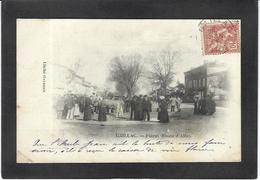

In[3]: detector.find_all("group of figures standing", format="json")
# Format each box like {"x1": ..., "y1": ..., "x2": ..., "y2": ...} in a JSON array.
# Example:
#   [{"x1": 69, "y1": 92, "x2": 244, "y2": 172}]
[
  {"x1": 58, "y1": 92, "x2": 215, "y2": 123},
  {"x1": 193, "y1": 94, "x2": 216, "y2": 115},
  {"x1": 129, "y1": 95, "x2": 152, "y2": 121},
  {"x1": 129, "y1": 94, "x2": 183, "y2": 123},
  {"x1": 59, "y1": 93, "x2": 184, "y2": 123},
  {"x1": 60, "y1": 94, "x2": 105, "y2": 121}
]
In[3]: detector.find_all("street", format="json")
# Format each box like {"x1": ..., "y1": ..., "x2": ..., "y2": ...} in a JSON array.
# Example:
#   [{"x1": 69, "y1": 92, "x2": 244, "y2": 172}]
[{"x1": 56, "y1": 103, "x2": 228, "y2": 140}]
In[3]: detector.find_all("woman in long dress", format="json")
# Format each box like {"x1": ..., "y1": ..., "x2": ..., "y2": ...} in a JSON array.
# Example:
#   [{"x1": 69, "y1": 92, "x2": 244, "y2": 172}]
[
  {"x1": 66, "y1": 95, "x2": 75, "y2": 120},
  {"x1": 98, "y1": 99, "x2": 107, "y2": 121},
  {"x1": 205, "y1": 95, "x2": 216, "y2": 115},
  {"x1": 158, "y1": 96, "x2": 169, "y2": 123},
  {"x1": 176, "y1": 96, "x2": 182, "y2": 112},
  {"x1": 73, "y1": 103, "x2": 80, "y2": 119},
  {"x1": 116, "y1": 100, "x2": 124, "y2": 118},
  {"x1": 83, "y1": 96, "x2": 92, "y2": 121}
]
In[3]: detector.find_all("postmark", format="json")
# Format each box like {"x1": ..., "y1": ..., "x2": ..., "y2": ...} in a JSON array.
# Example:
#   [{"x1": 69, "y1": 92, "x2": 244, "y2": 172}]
[{"x1": 201, "y1": 21, "x2": 240, "y2": 55}]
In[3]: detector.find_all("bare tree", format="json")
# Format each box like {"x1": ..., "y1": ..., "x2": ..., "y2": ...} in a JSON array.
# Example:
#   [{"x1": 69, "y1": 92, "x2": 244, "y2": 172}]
[
  {"x1": 54, "y1": 59, "x2": 93, "y2": 88},
  {"x1": 148, "y1": 50, "x2": 178, "y2": 96},
  {"x1": 109, "y1": 54, "x2": 143, "y2": 98}
]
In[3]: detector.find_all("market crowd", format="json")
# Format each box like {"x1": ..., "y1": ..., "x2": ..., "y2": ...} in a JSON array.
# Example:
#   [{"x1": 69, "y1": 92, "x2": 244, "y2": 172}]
[{"x1": 56, "y1": 93, "x2": 216, "y2": 123}]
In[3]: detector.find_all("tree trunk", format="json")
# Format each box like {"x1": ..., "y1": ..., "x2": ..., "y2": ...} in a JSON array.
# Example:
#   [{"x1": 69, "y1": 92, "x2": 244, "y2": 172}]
[
  {"x1": 127, "y1": 88, "x2": 132, "y2": 99},
  {"x1": 162, "y1": 84, "x2": 167, "y2": 96}
]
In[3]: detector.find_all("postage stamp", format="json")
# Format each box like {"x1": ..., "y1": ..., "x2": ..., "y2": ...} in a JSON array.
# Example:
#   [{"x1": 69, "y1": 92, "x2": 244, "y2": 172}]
[{"x1": 201, "y1": 21, "x2": 240, "y2": 55}]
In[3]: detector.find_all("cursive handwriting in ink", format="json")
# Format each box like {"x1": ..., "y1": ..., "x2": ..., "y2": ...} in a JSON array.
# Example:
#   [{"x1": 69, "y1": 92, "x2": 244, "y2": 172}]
[
  {"x1": 33, "y1": 139, "x2": 46, "y2": 146},
  {"x1": 51, "y1": 138, "x2": 80, "y2": 146},
  {"x1": 143, "y1": 139, "x2": 173, "y2": 146},
  {"x1": 201, "y1": 138, "x2": 225, "y2": 148},
  {"x1": 185, "y1": 145, "x2": 214, "y2": 152}
]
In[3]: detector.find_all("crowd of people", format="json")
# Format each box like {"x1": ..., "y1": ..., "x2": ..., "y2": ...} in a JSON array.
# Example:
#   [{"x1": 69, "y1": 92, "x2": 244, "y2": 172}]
[
  {"x1": 58, "y1": 94, "x2": 155, "y2": 122},
  {"x1": 128, "y1": 95, "x2": 152, "y2": 121},
  {"x1": 193, "y1": 94, "x2": 216, "y2": 115},
  {"x1": 57, "y1": 92, "x2": 215, "y2": 123}
]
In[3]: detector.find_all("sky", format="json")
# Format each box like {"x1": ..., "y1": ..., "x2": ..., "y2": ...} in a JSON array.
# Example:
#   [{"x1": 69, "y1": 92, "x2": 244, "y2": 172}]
[{"x1": 49, "y1": 19, "x2": 229, "y2": 94}]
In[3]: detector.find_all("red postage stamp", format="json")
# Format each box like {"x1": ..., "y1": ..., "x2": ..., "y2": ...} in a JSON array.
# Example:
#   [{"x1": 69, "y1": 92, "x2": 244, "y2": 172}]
[{"x1": 201, "y1": 21, "x2": 240, "y2": 55}]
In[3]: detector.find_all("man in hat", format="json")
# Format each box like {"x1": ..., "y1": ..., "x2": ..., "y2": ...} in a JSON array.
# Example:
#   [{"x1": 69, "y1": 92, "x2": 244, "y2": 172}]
[
  {"x1": 83, "y1": 95, "x2": 92, "y2": 121},
  {"x1": 98, "y1": 97, "x2": 107, "y2": 121},
  {"x1": 142, "y1": 95, "x2": 151, "y2": 121},
  {"x1": 135, "y1": 95, "x2": 143, "y2": 120},
  {"x1": 193, "y1": 95, "x2": 200, "y2": 115}
]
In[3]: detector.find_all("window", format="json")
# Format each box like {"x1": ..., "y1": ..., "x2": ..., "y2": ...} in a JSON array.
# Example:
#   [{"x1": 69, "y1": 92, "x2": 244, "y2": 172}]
[{"x1": 202, "y1": 78, "x2": 206, "y2": 87}]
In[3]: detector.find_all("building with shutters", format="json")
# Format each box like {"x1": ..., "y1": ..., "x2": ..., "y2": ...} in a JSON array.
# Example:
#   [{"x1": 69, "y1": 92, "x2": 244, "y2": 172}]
[{"x1": 184, "y1": 61, "x2": 228, "y2": 102}]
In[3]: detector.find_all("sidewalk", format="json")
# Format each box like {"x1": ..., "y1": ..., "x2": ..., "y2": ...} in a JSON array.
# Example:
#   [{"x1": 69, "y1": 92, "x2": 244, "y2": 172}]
[
  {"x1": 59, "y1": 102, "x2": 225, "y2": 126},
  {"x1": 183, "y1": 102, "x2": 228, "y2": 110}
]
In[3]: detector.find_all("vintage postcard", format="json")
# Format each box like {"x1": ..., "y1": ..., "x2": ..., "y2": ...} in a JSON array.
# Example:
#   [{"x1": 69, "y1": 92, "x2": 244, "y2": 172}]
[{"x1": 17, "y1": 19, "x2": 241, "y2": 163}]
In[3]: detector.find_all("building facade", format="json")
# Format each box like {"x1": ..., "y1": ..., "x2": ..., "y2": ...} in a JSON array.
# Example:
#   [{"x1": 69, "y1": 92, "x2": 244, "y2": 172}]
[{"x1": 184, "y1": 62, "x2": 228, "y2": 102}]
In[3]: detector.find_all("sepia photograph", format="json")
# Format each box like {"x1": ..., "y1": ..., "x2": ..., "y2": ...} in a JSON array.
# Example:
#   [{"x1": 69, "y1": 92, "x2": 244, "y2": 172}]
[{"x1": 16, "y1": 19, "x2": 241, "y2": 163}]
